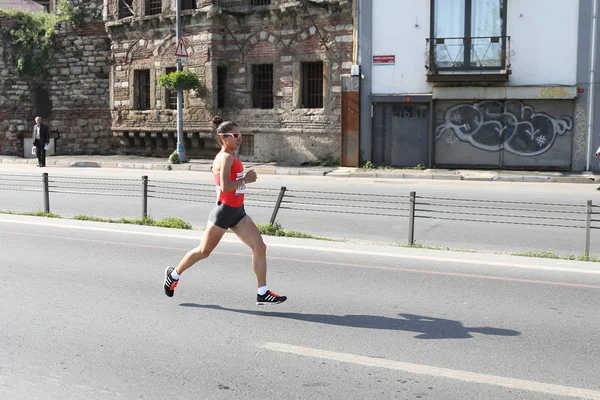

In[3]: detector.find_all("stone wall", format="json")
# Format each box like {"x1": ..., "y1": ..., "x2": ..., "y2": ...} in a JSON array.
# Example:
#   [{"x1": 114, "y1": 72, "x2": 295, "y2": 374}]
[
  {"x1": 50, "y1": 15, "x2": 112, "y2": 155},
  {"x1": 0, "y1": 0, "x2": 112, "y2": 157},
  {"x1": 0, "y1": 15, "x2": 35, "y2": 155}
]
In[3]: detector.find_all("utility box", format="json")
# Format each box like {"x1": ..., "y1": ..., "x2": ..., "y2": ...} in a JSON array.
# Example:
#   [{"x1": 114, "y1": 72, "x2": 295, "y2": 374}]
[
  {"x1": 23, "y1": 137, "x2": 56, "y2": 159},
  {"x1": 341, "y1": 75, "x2": 360, "y2": 167}
]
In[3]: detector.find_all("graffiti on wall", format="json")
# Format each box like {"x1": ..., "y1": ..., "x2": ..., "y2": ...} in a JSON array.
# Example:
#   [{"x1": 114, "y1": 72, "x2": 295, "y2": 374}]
[{"x1": 436, "y1": 101, "x2": 573, "y2": 156}]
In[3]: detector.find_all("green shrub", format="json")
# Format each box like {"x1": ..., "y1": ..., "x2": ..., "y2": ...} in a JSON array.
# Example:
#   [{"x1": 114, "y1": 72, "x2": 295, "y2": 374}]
[
  {"x1": 157, "y1": 70, "x2": 200, "y2": 91},
  {"x1": 0, "y1": 9, "x2": 57, "y2": 78},
  {"x1": 57, "y1": 0, "x2": 85, "y2": 25},
  {"x1": 256, "y1": 222, "x2": 334, "y2": 241},
  {"x1": 307, "y1": 157, "x2": 340, "y2": 167},
  {"x1": 154, "y1": 217, "x2": 193, "y2": 230},
  {"x1": 168, "y1": 150, "x2": 180, "y2": 164},
  {"x1": 362, "y1": 160, "x2": 377, "y2": 169},
  {"x1": 74, "y1": 215, "x2": 193, "y2": 230}
]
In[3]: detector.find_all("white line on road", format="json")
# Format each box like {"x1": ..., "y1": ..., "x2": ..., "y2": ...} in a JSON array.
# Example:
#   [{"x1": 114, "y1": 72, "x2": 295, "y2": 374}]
[
  {"x1": 262, "y1": 342, "x2": 600, "y2": 399},
  {"x1": 2, "y1": 216, "x2": 600, "y2": 276}
]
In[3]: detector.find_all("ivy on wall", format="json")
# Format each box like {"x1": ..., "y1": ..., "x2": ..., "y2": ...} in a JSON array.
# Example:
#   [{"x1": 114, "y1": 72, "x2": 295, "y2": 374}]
[
  {"x1": 56, "y1": 0, "x2": 86, "y2": 26},
  {"x1": 0, "y1": 1, "x2": 88, "y2": 80},
  {"x1": 0, "y1": 9, "x2": 57, "y2": 79}
]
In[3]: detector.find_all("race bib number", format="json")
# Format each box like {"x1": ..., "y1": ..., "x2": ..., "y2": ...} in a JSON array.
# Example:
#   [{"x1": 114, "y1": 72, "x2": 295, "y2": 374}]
[{"x1": 235, "y1": 172, "x2": 246, "y2": 196}]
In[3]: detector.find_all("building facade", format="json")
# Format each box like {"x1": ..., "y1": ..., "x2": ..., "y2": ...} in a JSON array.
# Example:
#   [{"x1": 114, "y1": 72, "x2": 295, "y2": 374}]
[
  {"x1": 105, "y1": 0, "x2": 354, "y2": 163},
  {"x1": 357, "y1": 0, "x2": 599, "y2": 172},
  {"x1": 0, "y1": 0, "x2": 353, "y2": 164}
]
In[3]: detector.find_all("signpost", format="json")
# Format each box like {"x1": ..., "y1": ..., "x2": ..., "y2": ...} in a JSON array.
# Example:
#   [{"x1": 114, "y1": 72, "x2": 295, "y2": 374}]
[
  {"x1": 175, "y1": 38, "x2": 189, "y2": 64},
  {"x1": 175, "y1": 1, "x2": 187, "y2": 162}
]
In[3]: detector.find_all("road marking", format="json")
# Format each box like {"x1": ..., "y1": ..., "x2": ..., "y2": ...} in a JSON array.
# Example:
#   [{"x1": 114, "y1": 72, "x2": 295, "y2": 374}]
[
  {"x1": 1, "y1": 216, "x2": 600, "y2": 276},
  {"x1": 4, "y1": 228, "x2": 600, "y2": 289},
  {"x1": 262, "y1": 342, "x2": 600, "y2": 399}
]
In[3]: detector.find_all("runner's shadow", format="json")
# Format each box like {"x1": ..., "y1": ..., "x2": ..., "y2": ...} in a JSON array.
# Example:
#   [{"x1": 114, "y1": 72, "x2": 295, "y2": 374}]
[{"x1": 179, "y1": 304, "x2": 520, "y2": 339}]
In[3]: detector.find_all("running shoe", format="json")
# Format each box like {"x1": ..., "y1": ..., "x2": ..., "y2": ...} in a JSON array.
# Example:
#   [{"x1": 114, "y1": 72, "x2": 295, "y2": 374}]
[
  {"x1": 256, "y1": 290, "x2": 287, "y2": 305},
  {"x1": 164, "y1": 266, "x2": 179, "y2": 297}
]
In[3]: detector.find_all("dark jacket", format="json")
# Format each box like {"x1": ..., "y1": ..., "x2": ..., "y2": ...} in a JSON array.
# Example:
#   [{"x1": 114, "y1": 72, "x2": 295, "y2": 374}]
[{"x1": 32, "y1": 123, "x2": 50, "y2": 145}]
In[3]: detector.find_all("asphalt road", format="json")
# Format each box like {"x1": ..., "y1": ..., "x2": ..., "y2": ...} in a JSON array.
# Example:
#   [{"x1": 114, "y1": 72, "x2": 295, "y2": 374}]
[
  {"x1": 0, "y1": 164, "x2": 599, "y2": 256},
  {"x1": 1, "y1": 215, "x2": 600, "y2": 399}
]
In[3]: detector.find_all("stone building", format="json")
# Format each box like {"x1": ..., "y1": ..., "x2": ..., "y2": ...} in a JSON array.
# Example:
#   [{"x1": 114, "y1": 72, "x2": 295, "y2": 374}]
[
  {"x1": 0, "y1": 0, "x2": 353, "y2": 164},
  {"x1": 105, "y1": 0, "x2": 354, "y2": 163}
]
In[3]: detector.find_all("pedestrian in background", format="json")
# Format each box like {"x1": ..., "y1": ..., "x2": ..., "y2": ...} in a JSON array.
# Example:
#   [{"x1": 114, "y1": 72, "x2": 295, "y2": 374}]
[{"x1": 32, "y1": 117, "x2": 50, "y2": 168}]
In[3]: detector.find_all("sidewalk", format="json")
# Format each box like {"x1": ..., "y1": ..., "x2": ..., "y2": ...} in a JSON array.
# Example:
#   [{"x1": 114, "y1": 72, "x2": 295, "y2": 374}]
[{"x1": 1, "y1": 154, "x2": 600, "y2": 184}]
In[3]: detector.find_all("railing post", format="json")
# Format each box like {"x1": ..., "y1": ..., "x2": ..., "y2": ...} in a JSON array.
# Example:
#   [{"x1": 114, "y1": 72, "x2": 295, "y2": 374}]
[
  {"x1": 142, "y1": 175, "x2": 148, "y2": 218},
  {"x1": 42, "y1": 172, "x2": 50, "y2": 213},
  {"x1": 585, "y1": 199, "x2": 592, "y2": 257},
  {"x1": 270, "y1": 186, "x2": 287, "y2": 225},
  {"x1": 408, "y1": 191, "x2": 416, "y2": 245}
]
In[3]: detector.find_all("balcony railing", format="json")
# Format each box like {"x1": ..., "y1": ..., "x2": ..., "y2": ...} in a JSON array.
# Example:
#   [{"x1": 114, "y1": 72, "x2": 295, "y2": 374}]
[
  {"x1": 426, "y1": 36, "x2": 511, "y2": 81},
  {"x1": 214, "y1": 0, "x2": 272, "y2": 7}
]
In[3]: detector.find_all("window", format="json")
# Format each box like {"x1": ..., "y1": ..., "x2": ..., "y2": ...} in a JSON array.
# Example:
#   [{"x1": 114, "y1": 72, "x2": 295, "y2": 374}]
[
  {"x1": 301, "y1": 62, "x2": 323, "y2": 108},
  {"x1": 239, "y1": 135, "x2": 254, "y2": 156},
  {"x1": 217, "y1": 66, "x2": 227, "y2": 108},
  {"x1": 164, "y1": 68, "x2": 178, "y2": 110},
  {"x1": 119, "y1": 0, "x2": 134, "y2": 18},
  {"x1": 252, "y1": 64, "x2": 273, "y2": 109},
  {"x1": 431, "y1": 0, "x2": 507, "y2": 69},
  {"x1": 181, "y1": 0, "x2": 196, "y2": 10},
  {"x1": 145, "y1": 0, "x2": 162, "y2": 16},
  {"x1": 135, "y1": 70, "x2": 151, "y2": 110},
  {"x1": 250, "y1": 0, "x2": 271, "y2": 5}
]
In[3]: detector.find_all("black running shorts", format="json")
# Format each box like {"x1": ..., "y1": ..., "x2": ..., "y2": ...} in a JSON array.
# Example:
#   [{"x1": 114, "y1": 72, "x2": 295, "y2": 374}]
[{"x1": 208, "y1": 202, "x2": 247, "y2": 229}]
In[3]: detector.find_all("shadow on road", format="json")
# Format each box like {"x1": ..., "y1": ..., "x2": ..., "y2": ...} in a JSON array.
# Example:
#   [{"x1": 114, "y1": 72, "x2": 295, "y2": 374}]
[{"x1": 179, "y1": 304, "x2": 520, "y2": 339}]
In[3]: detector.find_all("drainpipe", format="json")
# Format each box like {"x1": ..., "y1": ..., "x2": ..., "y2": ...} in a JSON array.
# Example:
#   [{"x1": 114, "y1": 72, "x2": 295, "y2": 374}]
[
  {"x1": 352, "y1": 0, "x2": 358, "y2": 64},
  {"x1": 587, "y1": 0, "x2": 598, "y2": 171}
]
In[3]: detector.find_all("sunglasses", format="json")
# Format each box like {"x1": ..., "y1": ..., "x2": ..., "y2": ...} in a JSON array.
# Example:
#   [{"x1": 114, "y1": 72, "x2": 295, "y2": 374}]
[{"x1": 222, "y1": 133, "x2": 241, "y2": 139}]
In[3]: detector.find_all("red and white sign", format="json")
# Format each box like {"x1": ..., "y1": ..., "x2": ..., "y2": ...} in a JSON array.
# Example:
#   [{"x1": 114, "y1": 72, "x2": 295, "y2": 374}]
[
  {"x1": 175, "y1": 37, "x2": 189, "y2": 57},
  {"x1": 373, "y1": 55, "x2": 395, "y2": 65}
]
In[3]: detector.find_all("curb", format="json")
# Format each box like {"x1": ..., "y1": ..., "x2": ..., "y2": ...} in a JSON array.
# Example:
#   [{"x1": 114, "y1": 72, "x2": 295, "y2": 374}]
[{"x1": 2, "y1": 157, "x2": 600, "y2": 184}]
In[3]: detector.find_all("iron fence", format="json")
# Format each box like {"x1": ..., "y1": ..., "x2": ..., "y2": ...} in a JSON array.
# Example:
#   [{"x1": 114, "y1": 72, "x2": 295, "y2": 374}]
[{"x1": 1, "y1": 172, "x2": 598, "y2": 255}]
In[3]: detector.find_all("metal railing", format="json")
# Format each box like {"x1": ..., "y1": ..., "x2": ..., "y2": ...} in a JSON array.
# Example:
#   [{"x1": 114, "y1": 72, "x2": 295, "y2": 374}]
[
  {"x1": 407, "y1": 191, "x2": 595, "y2": 256},
  {"x1": 215, "y1": 0, "x2": 272, "y2": 8},
  {"x1": 1, "y1": 172, "x2": 598, "y2": 255},
  {"x1": 426, "y1": 36, "x2": 511, "y2": 72}
]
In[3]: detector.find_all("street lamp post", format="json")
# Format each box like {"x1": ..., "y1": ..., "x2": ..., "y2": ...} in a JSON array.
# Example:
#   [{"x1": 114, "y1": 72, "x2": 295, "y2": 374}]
[{"x1": 176, "y1": 0, "x2": 187, "y2": 162}]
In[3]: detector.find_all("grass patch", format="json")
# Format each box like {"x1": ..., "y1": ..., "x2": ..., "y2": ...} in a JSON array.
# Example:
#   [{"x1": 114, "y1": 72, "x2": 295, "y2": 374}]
[
  {"x1": 305, "y1": 157, "x2": 340, "y2": 167},
  {"x1": 256, "y1": 222, "x2": 338, "y2": 241},
  {"x1": 511, "y1": 250, "x2": 600, "y2": 262},
  {"x1": 153, "y1": 217, "x2": 193, "y2": 230},
  {"x1": 0, "y1": 210, "x2": 60, "y2": 218},
  {"x1": 74, "y1": 215, "x2": 193, "y2": 230},
  {"x1": 401, "y1": 243, "x2": 475, "y2": 253},
  {"x1": 361, "y1": 161, "x2": 427, "y2": 170},
  {"x1": 404, "y1": 244, "x2": 600, "y2": 262}
]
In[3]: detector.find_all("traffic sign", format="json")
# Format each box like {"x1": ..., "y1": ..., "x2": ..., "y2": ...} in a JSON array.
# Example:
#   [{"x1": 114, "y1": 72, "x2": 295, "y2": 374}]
[
  {"x1": 175, "y1": 37, "x2": 188, "y2": 57},
  {"x1": 176, "y1": 57, "x2": 188, "y2": 64}
]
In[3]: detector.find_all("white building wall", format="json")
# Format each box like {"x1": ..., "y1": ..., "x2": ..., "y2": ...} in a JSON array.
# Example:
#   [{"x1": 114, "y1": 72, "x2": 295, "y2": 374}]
[
  {"x1": 370, "y1": 0, "x2": 430, "y2": 94},
  {"x1": 369, "y1": 0, "x2": 579, "y2": 94},
  {"x1": 507, "y1": 0, "x2": 579, "y2": 86}
]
